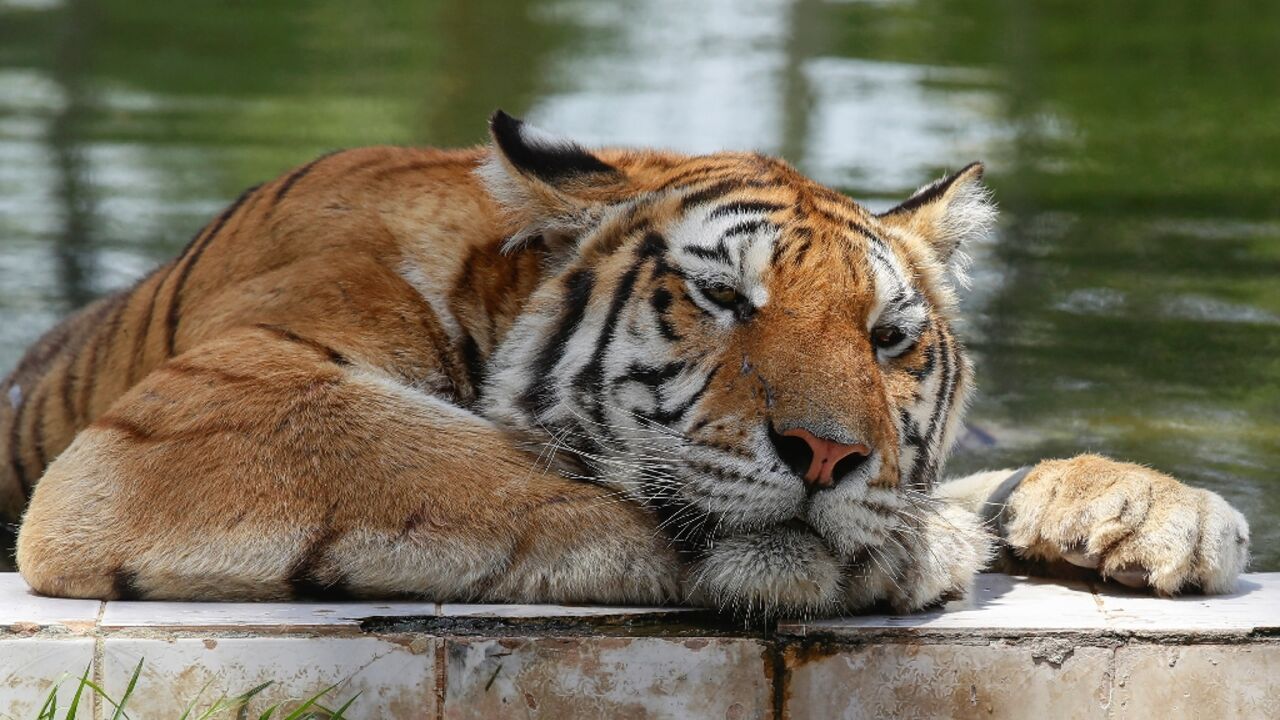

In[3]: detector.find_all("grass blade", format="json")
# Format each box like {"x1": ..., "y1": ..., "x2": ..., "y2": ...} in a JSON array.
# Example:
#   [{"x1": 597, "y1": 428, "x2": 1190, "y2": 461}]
[
  {"x1": 327, "y1": 691, "x2": 362, "y2": 719},
  {"x1": 63, "y1": 663, "x2": 94, "y2": 720},
  {"x1": 71, "y1": 678, "x2": 126, "y2": 719},
  {"x1": 279, "y1": 685, "x2": 336, "y2": 720},
  {"x1": 35, "y1": 679, "x2": 57, "y2": 720},
  {"x1": 177, "y1": 679, "x2": 217, "y2": 720},
  {"x1": 232, "y1": 680, "x2": 274, "y2": 720},
  {"x1": 108, "y1": 659, "x2": 143, "y2": 720}
]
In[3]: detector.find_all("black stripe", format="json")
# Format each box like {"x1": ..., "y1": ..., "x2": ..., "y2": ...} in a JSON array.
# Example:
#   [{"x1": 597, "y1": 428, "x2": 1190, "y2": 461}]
[
  {"x1": 684, "y1": 243, "x2": 731, "y2": 264},
  {"x1": 721, "y1": 218, "x2": 772, "y2": 240},
  {"x1": 59, "y1": 297, "x2": 121, "y2": 424},
  {"x1": 518, "y1": 269, "x2": 595, "y2": 419},
  {"x1": 687, "y1": 416, "x2": 714, "y2": 436},
  {"x1": 271, "y1": 152, "x2": 335, "y2": 208},
  {"x1": 637, "y1": 231, "x2": 667, "y2": 259},
  {"x1": 910, "y1": 330, "x2": 957, "y2": 487},
  {"x1": 29, "y1": 386, "x2": 48, "y2": 468},
  {"x1": 459, "y1": 333, "x2": 485, "y2": 402},
  {"x1": 645, "y1": 361, "x2": 719, "y2": 425},
  {"x1": 287, "y1": 523, "x2": 350, "y2": 600},
  {"x1": 683, "y1": 288, "x2": 718, "y2": 320},
  {"x1": 679, "y1": 179, "x2": 763, "y2": 211},
  {"x1": 76, "y1": 293, "x2": 129, "y2": 417},
  {"x1": 900, "y1": 408, "x2": 924, "y2": 449},
  {"x1": 906, "y1": 327, "x2": 938, "y2": 380},
  {"x1": 708, "y1": 201, "x2": 786, "y2": 220},
  {"x1": 7, "y1": 386, "x2": 30, "y2": 501},
  {"x1": 112, "y1": 568, "x2": 142, "y2": 600},
  {"x1": 657, "y1": 166, "x2": 737, "y2": 192},
  {"x1": 165, "y1": 184, "x2": 261, "y2": 356},
  {"x1": 772, "y1": 224, "x2": 813, "y2": 265},
  {"x1": 618, "y1": 361, "x2": 686, "y2": 391},
  {"x1": 791, "y1": 238, "x2": 813, "y2": 267},
  {"x1": 254, "y1": 324, "x2": 351, "y2": 366},
  {"x1": 770, "y1": 240, "x2": 786, "y2": 266},
  {"x1": 573, "y1": 255, "x2": 647, "y2": 426},
  {"x1": 58, "y1": 352, "x2": 78, "y2": 428},
  {"x1": 128, "y1": 267, "x2": 167, "y2": 384},
  {"x1": 879, "y1": 162, "x2": 983, "y2": 218},
  {"x1": 650, "y1": 287, "x2": 681, "y2": 342},
  {"x1": 75, "y1": 319, "x2": 107, "y2": 421},
  {"x1": 816, "y1": 204, "x2": 881, "y2": 244}
]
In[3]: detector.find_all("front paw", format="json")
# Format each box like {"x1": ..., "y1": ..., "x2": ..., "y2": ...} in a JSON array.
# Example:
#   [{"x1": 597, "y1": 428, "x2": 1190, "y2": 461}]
[
  {"x1": 686, "y1": 527, "x2": 844, "y2": 618},
  {"x1": 1003, "y1": 455, "x2": 1250, "y2": 594}
]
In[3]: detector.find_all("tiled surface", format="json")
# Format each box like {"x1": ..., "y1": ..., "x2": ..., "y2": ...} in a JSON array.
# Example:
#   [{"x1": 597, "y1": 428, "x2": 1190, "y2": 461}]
[
  {"x1": 442, "y1": 637, "x2": 770, "y2": 719},
  {"x1": 1093, "y1": 573, "x2": 1280, "y2": 633},
  {"x1": 779, "y1": 574, "x2": 1109, "y2": 636},
  {"x1": 783, "y1": 643, "x2": 1114, "y2": 720},
  {"x1": 0, "y1": 638, "x2": 96, "y2": 719},
  {"x1": 100, "y1": 598, "x2": 438, "y2": 630},
  {"x1": 6, "y1": 572, "x2": 1276, "y2": 636},
  {"x1": 100, "y1": 636, "x2": 437, "y2": 718},
  {"x1": 0, "y1": 574, "x2": 100, "y2": 632},
  {"x1": 2, "y1": 573, "x2": 1279, "y2": 719},
  {"x1": 777, "y1": 572, "x2": 1280, "y2": 638},
  {"x1": 1110, "y1": 644, "x2": 1280, "y2": 718}
]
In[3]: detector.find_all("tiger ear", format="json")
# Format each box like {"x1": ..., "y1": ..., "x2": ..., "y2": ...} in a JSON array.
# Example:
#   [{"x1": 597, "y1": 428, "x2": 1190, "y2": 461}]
[
  {"x1": 877, "y1": 162, "x2": 996, "y2": 278},
  {"x1": 480, "y1": 110, "x2": 624, "y2": 254}
]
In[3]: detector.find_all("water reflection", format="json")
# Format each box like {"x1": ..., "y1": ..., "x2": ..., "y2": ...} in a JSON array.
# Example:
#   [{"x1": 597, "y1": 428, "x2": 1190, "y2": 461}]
[{"x1": 0, "y1": 0, "x2": 1276, "y2": 569}]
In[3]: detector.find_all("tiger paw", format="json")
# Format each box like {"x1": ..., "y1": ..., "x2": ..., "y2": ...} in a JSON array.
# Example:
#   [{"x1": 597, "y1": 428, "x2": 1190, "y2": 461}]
[
  {"x1": 1001, "y1": 454, "x2": 1250, "y2": 594},
  {"x1": 684, "y1": 527, "x2": 846, "y2": 618}
]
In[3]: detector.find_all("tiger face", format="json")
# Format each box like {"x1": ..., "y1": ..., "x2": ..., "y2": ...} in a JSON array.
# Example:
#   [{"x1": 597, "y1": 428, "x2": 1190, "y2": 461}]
[{"x1": 481, "y1": 112, "x2": 995, "y2": 612}]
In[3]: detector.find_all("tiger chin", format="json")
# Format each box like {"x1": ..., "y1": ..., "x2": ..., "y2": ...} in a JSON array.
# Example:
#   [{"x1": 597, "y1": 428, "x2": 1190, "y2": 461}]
[{"x1": 5, "y1": 111, "x2": 1249, "y2": 620}]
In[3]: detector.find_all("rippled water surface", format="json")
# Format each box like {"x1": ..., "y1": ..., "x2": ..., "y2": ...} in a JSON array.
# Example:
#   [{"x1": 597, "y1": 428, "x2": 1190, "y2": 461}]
[{"x1": 2, "y1": 0, "x2": 1277, "y2": 569}]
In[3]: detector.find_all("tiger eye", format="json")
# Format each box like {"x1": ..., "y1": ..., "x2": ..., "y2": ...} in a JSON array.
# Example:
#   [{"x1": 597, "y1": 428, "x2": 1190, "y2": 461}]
[
  {"x1": 871, "y1": 326, "x2": 906, "y2": 349},
  {"x1": 702, "y1": 284, "x2": 741, "y2": 309}
]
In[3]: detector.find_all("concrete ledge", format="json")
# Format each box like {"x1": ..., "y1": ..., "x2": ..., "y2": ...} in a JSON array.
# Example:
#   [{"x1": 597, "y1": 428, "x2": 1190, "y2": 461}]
[{"x1": 1, "y1": 573, "x2": 1276, "y2": 718}]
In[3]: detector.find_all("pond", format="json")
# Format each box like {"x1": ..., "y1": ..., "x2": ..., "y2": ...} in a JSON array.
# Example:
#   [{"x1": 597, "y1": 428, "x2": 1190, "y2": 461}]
[{"x1": 1, "y1": 0, "x2": 1277, "y2": 571}]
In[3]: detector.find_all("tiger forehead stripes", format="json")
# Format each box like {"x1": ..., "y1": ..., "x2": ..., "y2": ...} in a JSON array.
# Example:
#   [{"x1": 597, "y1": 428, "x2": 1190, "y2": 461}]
[{"x1": 10, "y1": 110, "x2": 1248, "y2": 616}]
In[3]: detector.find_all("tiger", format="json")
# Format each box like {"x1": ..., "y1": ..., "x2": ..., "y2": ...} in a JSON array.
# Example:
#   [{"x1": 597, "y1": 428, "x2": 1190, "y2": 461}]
[{"x1": 3, "y1": 111, "x2": 1250, "y2": 616}]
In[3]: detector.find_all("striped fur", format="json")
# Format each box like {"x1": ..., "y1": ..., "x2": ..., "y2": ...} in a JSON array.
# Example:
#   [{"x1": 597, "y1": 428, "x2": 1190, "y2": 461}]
[{"x1": 6, "y1": 113, "x2": 1248, "y2": 615}]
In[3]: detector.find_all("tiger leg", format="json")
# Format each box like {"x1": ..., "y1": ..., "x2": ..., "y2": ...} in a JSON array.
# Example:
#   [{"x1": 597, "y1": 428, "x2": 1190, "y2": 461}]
[
  {"x1": 935, "y1": 456, "x2": 1250, "y2": 593},
  {"x1": 16, "y1": 326, "x2": 681, "y2": 602}
]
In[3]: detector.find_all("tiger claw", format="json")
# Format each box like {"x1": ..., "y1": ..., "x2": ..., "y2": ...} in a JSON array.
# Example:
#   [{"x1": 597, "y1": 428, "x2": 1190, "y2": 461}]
[
  {"x1": 1106, "y1": 566, "x2": 1149, "y2": 588},
  {"x1": 1061, "y1": 545, "x2": 1100, "y2": 569}
]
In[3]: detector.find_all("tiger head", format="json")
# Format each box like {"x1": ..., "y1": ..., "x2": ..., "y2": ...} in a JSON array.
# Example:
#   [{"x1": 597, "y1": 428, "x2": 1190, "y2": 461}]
[{"x1": 480, "y1": 111, "x2": 995, "y2": 614}]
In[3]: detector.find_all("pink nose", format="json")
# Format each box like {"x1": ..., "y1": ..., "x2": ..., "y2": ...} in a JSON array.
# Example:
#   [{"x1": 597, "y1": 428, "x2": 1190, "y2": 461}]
[{"x1": 781, "y1": 428, "x2": 871, "y2": 489}]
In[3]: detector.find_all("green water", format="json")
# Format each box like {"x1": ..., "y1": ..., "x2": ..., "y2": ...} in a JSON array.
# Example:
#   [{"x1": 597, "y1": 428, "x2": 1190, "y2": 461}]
[{"x1": 1, "y1": 0, "x2": 1277, "y2": 571}]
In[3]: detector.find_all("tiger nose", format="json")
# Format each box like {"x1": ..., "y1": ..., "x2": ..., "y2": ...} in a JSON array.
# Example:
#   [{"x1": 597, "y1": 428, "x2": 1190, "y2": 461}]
[{"x1": 779, "y1": 427, "x2": 871, "y2": 490}]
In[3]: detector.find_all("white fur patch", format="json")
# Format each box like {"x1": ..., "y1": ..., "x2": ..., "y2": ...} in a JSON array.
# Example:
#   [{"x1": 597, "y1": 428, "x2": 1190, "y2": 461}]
[
  {"x1": 397, "y1": 259, "x2": 463, "y2": 341},
  {"x1": 668, "y1": 201, "x2": 778, "y2": 322}
]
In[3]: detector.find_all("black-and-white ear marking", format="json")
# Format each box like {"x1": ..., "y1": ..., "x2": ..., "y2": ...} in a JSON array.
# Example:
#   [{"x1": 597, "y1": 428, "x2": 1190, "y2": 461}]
[
  {"x1": 489, "y1": 110, "x2": 617, "y2": 183},
  {"x1": 877, "y1": 161, "x2": 996, "y2": 270},
  {"x1": 882, "y1": 162, "x2": 984, "y2": 218}
]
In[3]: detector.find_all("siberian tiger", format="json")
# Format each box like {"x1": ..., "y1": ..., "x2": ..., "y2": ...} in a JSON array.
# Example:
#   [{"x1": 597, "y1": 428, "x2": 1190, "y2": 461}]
[{"x1": 3, "y1": 112, "x2": 1249, "y2": 615}]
